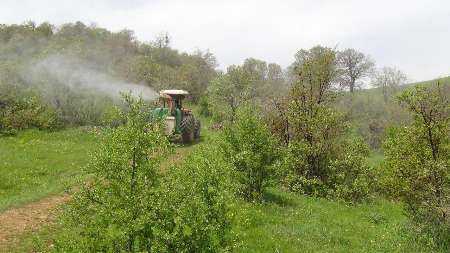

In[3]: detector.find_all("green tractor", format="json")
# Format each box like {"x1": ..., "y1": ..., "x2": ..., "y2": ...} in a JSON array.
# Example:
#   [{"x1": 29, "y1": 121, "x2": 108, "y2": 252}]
[{"x1": 153, "y1": 90, "x2": 200, "y2": 143}]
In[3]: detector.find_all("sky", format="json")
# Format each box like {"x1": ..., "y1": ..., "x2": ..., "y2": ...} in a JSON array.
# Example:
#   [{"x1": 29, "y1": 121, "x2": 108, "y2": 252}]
[{"x1": 1, "y1": 0, "x2": 449, "y2": 82}]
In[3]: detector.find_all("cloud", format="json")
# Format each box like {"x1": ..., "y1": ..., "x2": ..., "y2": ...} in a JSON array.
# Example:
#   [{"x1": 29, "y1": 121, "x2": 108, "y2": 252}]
[{"x1": 1, "y1": 0, "x2": 449, "y2": 81}]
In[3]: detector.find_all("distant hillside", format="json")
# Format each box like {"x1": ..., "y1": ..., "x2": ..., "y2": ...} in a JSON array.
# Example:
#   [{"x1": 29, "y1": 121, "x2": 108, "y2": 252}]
[
  {"x1": 408, "y1": 76, "x2": 450, "y2": 87},
  {"x1": 336, "y1": 76, "x2": 449, "y2": 150},
  {"x1": 353, "y1": 75, "x2": 450, "y2": 97}
]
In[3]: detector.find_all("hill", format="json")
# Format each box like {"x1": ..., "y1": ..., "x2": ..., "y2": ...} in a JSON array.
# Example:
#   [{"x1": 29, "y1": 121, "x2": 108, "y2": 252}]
[{"x1": 336, "y1": 76, "x2": 450, "y2": 150}]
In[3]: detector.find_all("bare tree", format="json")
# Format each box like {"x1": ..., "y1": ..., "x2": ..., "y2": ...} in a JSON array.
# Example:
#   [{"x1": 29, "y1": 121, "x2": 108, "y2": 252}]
[
  {"x1": 337, "y1": 48, "x2": 375, "y2": 92},
  {"x1": 372, "y1": 67, "x2": 407, "y2": 102}
]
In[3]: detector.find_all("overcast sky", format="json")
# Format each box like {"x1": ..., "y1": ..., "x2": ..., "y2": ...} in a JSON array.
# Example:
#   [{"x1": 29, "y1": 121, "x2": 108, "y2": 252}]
[{"x1": 1, "y1": 0, "x2": 449, "y2": 82}]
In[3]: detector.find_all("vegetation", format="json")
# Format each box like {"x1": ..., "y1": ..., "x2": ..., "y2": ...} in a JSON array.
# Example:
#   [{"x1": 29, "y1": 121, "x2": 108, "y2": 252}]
[
  {"x1": 51, "y1": 96, "x2": 235, "y2": 252},
  {"x1": 383, "y1": 83, "x2": 450, "y2": 248},
  {"x1": 274, "y1": 46, "x2": 372, "y2": 203},
  {"x1": 337, "y1": 48, "x2": 374, "y2": 93},
  {"x1": 0, "y1": 128, "x2": 98, "y2": 211},
  {"x1": 2, "y1": 20, "x2": 450, "y2": 253},
  {"x1": 0, "y1": 21, "x2": 216, "y2": 131},
  {"x1": 220, "y1": 105, "x2": 278, "y2": 201}
]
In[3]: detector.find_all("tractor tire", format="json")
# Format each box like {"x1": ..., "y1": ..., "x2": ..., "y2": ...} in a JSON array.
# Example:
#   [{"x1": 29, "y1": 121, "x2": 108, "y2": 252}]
[
  {"x1": 194, "y1": 119, "x2": 201, "y2": 140},
  {"x1": 181, "y1": 115, "x2": 195, "y2": 144}
]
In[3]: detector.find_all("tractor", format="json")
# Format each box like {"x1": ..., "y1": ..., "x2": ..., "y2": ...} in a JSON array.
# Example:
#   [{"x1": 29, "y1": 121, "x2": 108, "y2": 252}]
[{"x1": 153, "y1": 90, "x2": 200, "y2": 143}]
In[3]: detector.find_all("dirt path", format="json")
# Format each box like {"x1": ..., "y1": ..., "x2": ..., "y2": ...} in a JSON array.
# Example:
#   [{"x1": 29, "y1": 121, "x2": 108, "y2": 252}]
[{"x1": 0, "y1": 195, "x2": 70, "y2": 248}]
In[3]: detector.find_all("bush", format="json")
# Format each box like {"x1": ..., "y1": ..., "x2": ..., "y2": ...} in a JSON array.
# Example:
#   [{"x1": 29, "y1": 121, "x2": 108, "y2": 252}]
[
  {"x1": 53, "y1": 95, "x2": 171, "y2": 252},
  {"x1": 280, "y1": 136, "x2": 373, "y2": 204},
  {"x1": 152, "y1": 145, "x2": 236, "y2": 252},
  {"x1": 220, "y1": 105, "x2": 278, "y2": 202},
  {"x1": 198, "y1": 96, "x2": 212, "y2": 117},
  {"x1": 0, "y1": 95, "x2": 62, "y2": 135},
  {"x1": 281, "y1": 142, "x2": 328, "y2": 196},
  {"x1": 328, "y1": 137, "x2": 373, "y2": 203},
  {"x1": 53, "y1": 95, "x2": 236, "y2": 252},
  {"x1": 383, "y1": 84, "x2": 450, "y2": 248}
]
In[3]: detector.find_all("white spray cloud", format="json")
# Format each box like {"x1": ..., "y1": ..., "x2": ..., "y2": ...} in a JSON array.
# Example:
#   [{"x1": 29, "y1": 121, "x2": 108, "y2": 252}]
[{"x1": 23, "y1": 54, "x2": 158, "y2": 101}]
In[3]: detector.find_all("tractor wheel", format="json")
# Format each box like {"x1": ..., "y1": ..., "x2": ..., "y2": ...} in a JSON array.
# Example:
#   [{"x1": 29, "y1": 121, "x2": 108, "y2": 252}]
[
  {"x1": 181, "y1": 115, "x2": 195, "y2": 144},
  {"x1": 194, "y1": 119, "x2": 201, "y2": 140}
]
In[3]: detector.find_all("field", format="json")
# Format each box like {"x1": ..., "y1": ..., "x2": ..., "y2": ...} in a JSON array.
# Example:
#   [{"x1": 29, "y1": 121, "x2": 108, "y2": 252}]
[
  {"x1": 0, "y1": 129, "x2": 98, "y2": 211},
  {"x1": 0, "y1": 124, "x2": 440, "y2": 252}
]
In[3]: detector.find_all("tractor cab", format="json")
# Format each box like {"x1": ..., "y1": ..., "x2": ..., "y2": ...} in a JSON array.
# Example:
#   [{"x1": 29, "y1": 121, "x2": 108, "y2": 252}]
[{"x1": 153, "y1": 90, "x2": 200, "y2": 143}]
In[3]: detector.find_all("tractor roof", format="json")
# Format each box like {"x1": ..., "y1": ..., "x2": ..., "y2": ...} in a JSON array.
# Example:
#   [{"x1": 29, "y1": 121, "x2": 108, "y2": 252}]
[{"x1": 159, "y1": 89, "x2": 189, "y2": 98}]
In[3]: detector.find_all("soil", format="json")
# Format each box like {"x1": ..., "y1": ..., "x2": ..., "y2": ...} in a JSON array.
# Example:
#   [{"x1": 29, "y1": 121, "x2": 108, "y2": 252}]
[{"x1": 0, "y1": 195, "x2": 70, "y2": 249}]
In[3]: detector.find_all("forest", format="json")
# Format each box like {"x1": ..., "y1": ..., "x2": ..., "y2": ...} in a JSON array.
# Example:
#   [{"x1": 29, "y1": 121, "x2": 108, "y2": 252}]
[{"x1": 0, "y1": 21, "x2": 449, "y2": 252}]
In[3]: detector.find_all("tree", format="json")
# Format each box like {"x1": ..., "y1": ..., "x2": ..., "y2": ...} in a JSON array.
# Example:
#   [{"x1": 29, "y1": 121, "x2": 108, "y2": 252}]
[
  {"x1": 383, "y1": 83, "x2": 450, "y2": 247},
  {"x1": 153, "y1": 31, "x2": 171, "y2": 48},
  {"x1": 0, "y1": 21, "x2": 218, "y2": 127},
  {"x1": 284, "y1": 46, "x2": 347, "y2": 196},
  {"x1": 337, "y1": 48, "x2": 374, "y2": 92},
  {"x1": 280, "y1": 46, "x2": 373, "y2": 203},
  {"x1": 372, "y1": 67, "x2": 407, "y2": 103},
  {"x1": 207, "y1": 65, "x2": 255, "y2": 121}
]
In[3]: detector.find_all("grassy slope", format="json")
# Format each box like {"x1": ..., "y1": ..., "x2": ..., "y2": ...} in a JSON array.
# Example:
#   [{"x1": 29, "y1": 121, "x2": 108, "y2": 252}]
[
  {"x1": 0, "y1": 128, "x2": 98, "y2": 211},
  {"x1": 234, "y1": 189, "x2": 436, "y2": 252}
]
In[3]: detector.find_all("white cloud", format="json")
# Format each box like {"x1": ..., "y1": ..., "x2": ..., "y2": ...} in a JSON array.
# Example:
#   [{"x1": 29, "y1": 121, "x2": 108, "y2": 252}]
[{"x1": 1, "y1": 0, "x2": 449, "y2": 81}]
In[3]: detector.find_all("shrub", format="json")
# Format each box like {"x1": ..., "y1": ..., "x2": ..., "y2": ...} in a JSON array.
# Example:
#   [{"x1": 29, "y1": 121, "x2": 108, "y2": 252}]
[
  {"x1": 220, "y1": 105, "x2": 278, "y2": 202},
  {"x1": 0, "y1": 95, "x2": 62, "y2": 135},
  {"x1": 54, "y1": 94, "x2": 236, "y2": 252},
  {"x1": 198, "y1": 96, "x2": 212, "y2": 117},
  {"x1": 281, "y1": 142, "x2": 328, "y2": 196},
  {"x1": 54, "y1": 94, "x2": 172, "y2": 252},
  {"x1": 383, "y1": 83, "x2": 450, "y2": 248},
  {"x1": 328, "y1": 137, "x2": 373, "y2": 203},
  {"x1": 152, "y1": 145, "x2": 236, "y2": 252}
]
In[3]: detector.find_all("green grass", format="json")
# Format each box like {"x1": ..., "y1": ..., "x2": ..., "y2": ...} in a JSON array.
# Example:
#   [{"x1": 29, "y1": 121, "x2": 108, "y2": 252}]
[
  {"x1": 13, "y1": 188, "x2": 438, "y2": 252},
  {"x1": 2, "y1": 114, "x2": 442, "y2": 252},
  {"x1": 367, "y1": 152, "x2": 384, "y2": 167},
  {"x1": 0, "y1": 128, "x2": 98, "y2": 211},
  {"x1": 234, "y1": 189, "x2": 437, "y2": 252}
]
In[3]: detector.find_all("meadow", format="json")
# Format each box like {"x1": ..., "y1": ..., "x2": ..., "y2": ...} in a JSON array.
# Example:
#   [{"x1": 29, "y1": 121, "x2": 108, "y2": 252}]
[
  {"x1": 0, "y1": 129, "x2": 98, "y2": 211},
  {"x1": 1, "y1": 123, "x2": 441, "y2": 252}
]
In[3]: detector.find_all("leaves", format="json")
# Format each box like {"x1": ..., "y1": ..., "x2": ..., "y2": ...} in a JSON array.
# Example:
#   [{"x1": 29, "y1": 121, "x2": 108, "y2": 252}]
[{"x1": 383, "y1": 83, "x2": 450, "y2": 247}]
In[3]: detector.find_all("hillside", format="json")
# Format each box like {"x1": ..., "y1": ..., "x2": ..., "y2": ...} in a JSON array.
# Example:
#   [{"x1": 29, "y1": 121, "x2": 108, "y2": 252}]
[{"x1": 335, "y1": 75, "x2": 450, "y2": 150}]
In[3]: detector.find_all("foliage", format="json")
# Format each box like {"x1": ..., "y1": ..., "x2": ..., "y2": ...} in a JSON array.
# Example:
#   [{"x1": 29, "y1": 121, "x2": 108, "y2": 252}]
[
  {"x1": 337, "y1": 48, "x2": 375, "y2": 92},
  {"x1": 333, "y1": 86, "x2": 411, "y2": 150},
  {"x1": 371, "y1": 67, "x2": 407, "y2": 103},
  {"x1": 206, "y1": 58, "x2": 286, "y2": 122},
  {"x1": 207, "y1": 67, "x2": 256, "y2": 122},
  {"x1": 277, "y1": 46, "x2": 373, "y2": 203},
  {"x1": 283, "y1": 46, "x2": 345, "y2": 195},
  {"x1": 54, "y1": 95, "x2": 235, "y2": 252},
  {"x1": 152, "y1": 145, "x2": 236, "y2": 252},
  {"x1": 54, "y1": 95, "x2": 172, "y2": 252},
  {"x1": 220, "y1": 105, "x2": 278, "y2": 202},
  {"x1": 0, "y1": 21, "x2": 217, "y2": 128},
  {"x1": 0, "y1": 93, "x2": 62, "y2": 136},
  {"x1": 383, "y1": 83, "x2": 450, "y2": 248},
  {"x1": 264, "y1": 96, "x2": 291, "y2": 145},
  {"x1": 328, "y1": 137, "x2": 374, "y2": 203}
]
